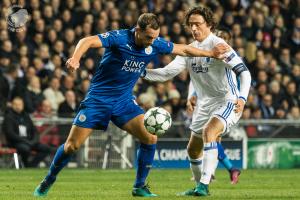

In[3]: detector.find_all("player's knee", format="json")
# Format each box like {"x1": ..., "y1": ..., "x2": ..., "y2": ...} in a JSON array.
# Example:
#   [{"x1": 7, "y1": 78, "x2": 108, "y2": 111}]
[
  {"x1": 203, "y1": 126, "x2": 216, "y2": 141},
  {"x1": 140, "y1": 134, "x2": 157, "y2": 145},
  {"x1": 64, "y1": 141, "x2": 81, "y2": 154}
]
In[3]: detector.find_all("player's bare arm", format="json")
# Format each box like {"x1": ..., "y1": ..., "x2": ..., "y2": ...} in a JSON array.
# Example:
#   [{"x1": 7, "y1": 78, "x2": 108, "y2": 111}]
[
  {"x1": 66, "y1": 36, "x2": 102, "y2": 71},
  {"x1": 172, "y1": 43, "x2": 229, "y2": 58}
]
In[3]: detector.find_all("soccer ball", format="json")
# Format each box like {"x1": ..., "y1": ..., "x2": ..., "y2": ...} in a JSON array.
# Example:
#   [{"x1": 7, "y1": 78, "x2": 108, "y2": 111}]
[{"x1": 144, "y1": 107, "x2": 172, "y2": 136}]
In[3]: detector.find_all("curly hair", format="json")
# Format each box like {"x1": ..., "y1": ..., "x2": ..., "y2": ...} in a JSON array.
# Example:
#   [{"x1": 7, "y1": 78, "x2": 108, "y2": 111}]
[{"x1": 184, "y1": 6, "x2": 218, "y2": 31}]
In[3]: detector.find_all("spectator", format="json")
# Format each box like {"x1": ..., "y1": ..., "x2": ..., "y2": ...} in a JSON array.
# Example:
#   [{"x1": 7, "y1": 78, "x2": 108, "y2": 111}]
[
  {"x1": 152, "y1": 83, "x2": 168, "y2": 106},
  {"x1": 60, "y1": 75, "x2": 75, "y2": 94},
  {"x1": 75, "y1": 78, "x2": 90, "y2": 103},
  {"x1": 168, "y1": 89, "x2": 183, "y2": 119},
  {"x1": 259, "y1": 94, "x2": 275, "y2": 119},
  {"x1": 25, "y1": 76, "x2": 44, "y2": 113},
  {"x1": 43, "y1": 77, "x2": 65, "y2": 112},
  {"x1": 269, "y1": 80, "x2": 284, "y2": 109},
  {"x1": 137, "y1": 93, "x2": 155, "y2": 111},
  {"x1": 284, "y1": 81, "x2": 300, "y2": 109},
  {"x1": 2, "y1": 97, "x2": 53, "y2": 167},
  {"x1": 34, "y1": 99, "x2": 60, "y2": 147},
  {"x1": 242, "y1": 107, "x2": 257, "y2": 138},
  {"x1": 58, "y1": 90, "x2": 78, "y2": 117},
  {"x1": 287, "y1": 106, "x2": 300, "y2": 120}
]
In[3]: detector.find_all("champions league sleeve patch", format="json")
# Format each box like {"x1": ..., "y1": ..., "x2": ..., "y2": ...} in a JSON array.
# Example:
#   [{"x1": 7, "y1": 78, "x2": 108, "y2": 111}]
[
  {"x1": 100, "y1": 32, "x2": 110, "y2": 38},
  {"x1": 225, "y1": 53, "x2": 235, "y2": 63}
]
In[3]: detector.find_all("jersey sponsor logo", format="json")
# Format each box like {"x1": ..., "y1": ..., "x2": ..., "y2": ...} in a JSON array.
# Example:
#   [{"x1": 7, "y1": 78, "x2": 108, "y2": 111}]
[
  {"x1": 145, "y1": 46, "x2": 153, "y2": 55},
  {"x1": 79, "y1": 114, "x2": 86, "y2": 122},
  {"x1": 121, "y1": 59, "x2": 145, "y2": 73},
  {"x1": 191, "y1": 63, "x2": 208, "y2": 73},
  {"x1": 100, "y1": 32, "x2": 110, "y2": 38}
]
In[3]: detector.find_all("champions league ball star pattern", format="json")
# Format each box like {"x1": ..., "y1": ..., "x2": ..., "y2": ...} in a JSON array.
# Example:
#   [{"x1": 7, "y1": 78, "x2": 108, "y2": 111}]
[{"x1": 144, "y1": 107, "x2": 172, "y2": 136}]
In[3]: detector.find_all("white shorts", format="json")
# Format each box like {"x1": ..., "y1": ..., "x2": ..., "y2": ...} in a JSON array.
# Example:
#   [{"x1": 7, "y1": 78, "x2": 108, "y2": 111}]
[{"x1": 189, "y1": 100, "x2": 242, "y2": 136}]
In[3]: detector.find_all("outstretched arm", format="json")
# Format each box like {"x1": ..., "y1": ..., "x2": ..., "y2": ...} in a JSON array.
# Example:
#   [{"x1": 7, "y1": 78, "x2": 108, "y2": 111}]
[
  {"x1": 143, "y1": 56, "x2": 186, "y2": 82},
  {"x1": 66, "y1": 36, "x2": 102, "y2": 71},
  {"x1": 172, "y1": 43, "x2": 229, "y2": 58}
]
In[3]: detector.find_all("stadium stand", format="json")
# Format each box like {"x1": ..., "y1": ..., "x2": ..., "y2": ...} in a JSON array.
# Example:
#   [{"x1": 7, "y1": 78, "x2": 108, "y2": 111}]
[{"x1": 0, "y1": 0, "x2": 299, "y2": 150}]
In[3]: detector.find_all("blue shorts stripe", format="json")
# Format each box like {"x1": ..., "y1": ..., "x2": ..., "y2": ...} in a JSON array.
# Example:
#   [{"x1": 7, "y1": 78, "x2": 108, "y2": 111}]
[
  {"x1": 221, "y1": 102, "x2": 231, "y2": 117},
  {"x1": 222, "y1": 103, "x2": 233, "y2": 119},
  {"x1": 223, "y1": 103, "x2": 234, "y2": 119}
]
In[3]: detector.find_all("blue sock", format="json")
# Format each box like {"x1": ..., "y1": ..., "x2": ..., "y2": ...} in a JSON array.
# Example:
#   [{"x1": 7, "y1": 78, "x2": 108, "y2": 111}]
[
  {"x1": 217, "y1": 142, "x2": 233, "y2": 171},
  {"x1": 45, "y1": 144, "x2": 72, "y2": 184},
  {"x1": 134, "y1": 143, "x2": 156, "y2": 188}
]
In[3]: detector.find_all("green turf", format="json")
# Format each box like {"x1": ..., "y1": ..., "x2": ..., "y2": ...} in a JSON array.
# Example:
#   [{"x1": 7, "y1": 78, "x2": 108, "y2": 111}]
[{"x1": 0, "y1": 169, "x2": 299, "y2": 200}]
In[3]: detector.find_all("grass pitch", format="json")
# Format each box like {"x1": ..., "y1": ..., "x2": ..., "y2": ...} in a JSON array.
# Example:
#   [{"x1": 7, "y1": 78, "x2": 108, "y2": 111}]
[{"x1": 0, "y1": 169, "x2": 299, "y2": 200}]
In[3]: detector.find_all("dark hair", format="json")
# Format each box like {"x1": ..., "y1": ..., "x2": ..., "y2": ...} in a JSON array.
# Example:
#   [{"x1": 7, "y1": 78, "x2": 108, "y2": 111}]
[
  {"x1": 184, "y1": 6, "x2": 217, "y2": 31},
  {"x1": 215, "y1": 27, "x2": 232, "y2": 42},
  {"x1": 137, "y1": 13, "x2": 160, "y2": 30}
]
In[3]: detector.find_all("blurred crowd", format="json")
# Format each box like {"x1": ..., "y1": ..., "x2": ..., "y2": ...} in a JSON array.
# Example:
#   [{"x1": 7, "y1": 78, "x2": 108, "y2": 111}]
[{"x1": 0, "y1": 0, "x2": 299, "y2": 139}]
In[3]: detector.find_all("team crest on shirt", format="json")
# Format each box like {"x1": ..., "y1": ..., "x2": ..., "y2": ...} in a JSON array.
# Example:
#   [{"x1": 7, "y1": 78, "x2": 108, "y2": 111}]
[
  {"x1": 191, "y1": 58, "x2": 209, "y2": 73},
  {"x1": 100, "y1": 32, "x2": 110, "y2": 38},
  {"x1": 145, "y1": 46, "x2": 153, "y2": 55},
  {"x1": 192, "y1": 63, "x2": 208, "y2": 73},
  {"x1": 79, "y1": 114, "x2": 86, "y2": 122}
]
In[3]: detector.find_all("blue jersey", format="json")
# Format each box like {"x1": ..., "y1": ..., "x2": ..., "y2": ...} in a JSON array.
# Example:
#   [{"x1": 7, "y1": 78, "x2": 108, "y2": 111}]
[
  {"x1": 74, "y1": 29, "x2": 173, "y2": 130},
  {"x1": 87, "y1": 29, "x2": 174, "y2": 98}
]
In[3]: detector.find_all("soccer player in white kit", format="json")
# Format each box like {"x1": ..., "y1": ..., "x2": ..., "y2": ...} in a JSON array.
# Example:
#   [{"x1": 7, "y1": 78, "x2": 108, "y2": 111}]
[{"x1": 143, "y1": 7, "x2": 251, "y2": 196}]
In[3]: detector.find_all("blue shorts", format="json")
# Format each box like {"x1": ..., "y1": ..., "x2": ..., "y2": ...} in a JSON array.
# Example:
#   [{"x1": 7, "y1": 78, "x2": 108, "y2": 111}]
[{"x1": 73, "y1": 96, "x2": 144, "y2": 130}]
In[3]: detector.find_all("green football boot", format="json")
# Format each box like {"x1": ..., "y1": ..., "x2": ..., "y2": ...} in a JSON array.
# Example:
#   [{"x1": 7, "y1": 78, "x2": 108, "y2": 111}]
[
  {"x1": 33, "y1": 180, "x2": 53, "y2": 197},
  {"x1": 176, "y1": 188, "x2": 196, "y2": 196},
  {"x1": 132, "y1": 184, "x2": 158, "y2": 197},
  {"x1": 194, "y1": 182, "x2": 209, "y2": 196}
]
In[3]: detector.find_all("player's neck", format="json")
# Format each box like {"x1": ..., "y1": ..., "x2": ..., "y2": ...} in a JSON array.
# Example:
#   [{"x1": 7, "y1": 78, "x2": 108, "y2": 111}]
[{"x1": 197, "y1": 31, "x2": 211, "y2": 42}]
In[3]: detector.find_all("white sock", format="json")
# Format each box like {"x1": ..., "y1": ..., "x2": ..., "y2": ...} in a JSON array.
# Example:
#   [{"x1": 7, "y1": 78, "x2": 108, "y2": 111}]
[
  {"x1": 189, "y1": 157, "x2": 203, "y2": 184},
  {"x1": 200, "y1": 142, "x2": 218, "y2": 185}
]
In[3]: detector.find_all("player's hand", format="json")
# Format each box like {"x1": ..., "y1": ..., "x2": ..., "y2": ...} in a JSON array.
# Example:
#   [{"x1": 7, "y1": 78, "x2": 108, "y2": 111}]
[
  {"x1": 211, "y1": 43, "x2": 230, "y2": 59},
  {"x1": 186, "y1": 96, "x2": 197, "y2": 114},
  {"x1": 234, "y1": 98, "x2": 245, "y2": 113},
  {"x1": 66, "y1": 57, "x2": 80, "y2": 72}
]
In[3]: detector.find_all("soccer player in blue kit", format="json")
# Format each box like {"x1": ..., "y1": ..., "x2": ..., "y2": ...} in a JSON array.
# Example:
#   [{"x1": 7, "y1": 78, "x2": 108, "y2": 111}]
[{"x1": 33, "y1": 13, "x2": 228, "y2": 197}]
